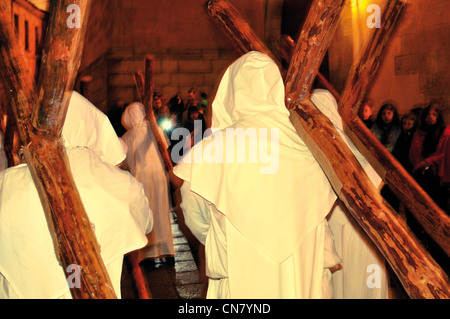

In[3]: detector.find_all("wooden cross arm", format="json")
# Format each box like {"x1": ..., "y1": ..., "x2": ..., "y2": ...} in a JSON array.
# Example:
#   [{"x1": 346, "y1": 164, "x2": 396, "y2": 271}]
[
  {"x1": 0, "y1": 0, "x2": 116, "y2": 298},
  {"x1": 142, "y1": 56, "x2": 173, "y2": 172},
  {"x1": 345, "y1": 117, "x2": 450, "y2": 256},
  {"x1": 207, "y1": 0, "x2": 282, "y2": 69},
  {"x1": 134, "y1": 70, "x2": 145, "y2": 103},
  {"x1": 284, "y1": 0, "x2": 345, "y2": 105},
  {"x1": 275, "y1": 34, "x2": 341, "y2": 100},
  {"x1": 335, "y1": 0, "x2": 449, "y2": 256},
  {"x1": 290, "y1": 99, "x2": 450, "y2": 299},
  {"x1": 32, "y1": 0, "x2": 92, "y2": 137}
]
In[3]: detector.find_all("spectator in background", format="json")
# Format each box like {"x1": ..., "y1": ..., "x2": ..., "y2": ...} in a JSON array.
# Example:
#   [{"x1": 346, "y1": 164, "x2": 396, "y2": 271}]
[
  {"x1": 168, "y1": 93, "x2": 185, "y2": 128},
  {"x1": 121, "y1": 102, "x2": 175, "y2": 262},
  {"x1": 199, "y1": 92, "x2": 208, "y2": 117},
  {"x1": 371, "y1": 102, "x2": 401, "y2": 211},
  {"x1": 184, "y1": 88, "x2": 198, "y2": 122},
  {"x1": 358, "y1": 99, "x2": 375, "y2": 129},
  {"x1": 371, "y1": 102, "x2": 401, "y2": 153},
  {"x1": 409, "y1": 102, "x2": 450, "y2": 210},
  {"x1": 393, "y1": 112, "x2": 418, "y2": 173}
]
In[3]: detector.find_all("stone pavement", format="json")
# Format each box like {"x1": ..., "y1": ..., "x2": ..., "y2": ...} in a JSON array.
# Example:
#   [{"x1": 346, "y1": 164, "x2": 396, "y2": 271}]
[{"x1": 120, "y1": 211, "x2": 205, "y2": 299}]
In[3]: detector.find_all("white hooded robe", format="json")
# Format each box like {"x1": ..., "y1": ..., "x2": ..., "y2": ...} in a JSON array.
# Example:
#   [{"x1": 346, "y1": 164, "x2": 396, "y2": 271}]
[
  {"x1": 121, "y1": 102, "x2": 175, "y2": 260},
  {"x1": 173, "y1": 52, "x2": 342, "y2": 298},
  {"x1": 0, "y1": 92, "x2": 152, "y2": 299}
]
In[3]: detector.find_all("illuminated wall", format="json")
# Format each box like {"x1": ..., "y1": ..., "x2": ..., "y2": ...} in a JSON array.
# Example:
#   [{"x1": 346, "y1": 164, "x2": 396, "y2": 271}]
[
  {"x1": 77, "y1": 0, "x2": 267, "y2": 113},
  {"x1": 329, "y1": 0, "x2": 450, "y2": 122}
]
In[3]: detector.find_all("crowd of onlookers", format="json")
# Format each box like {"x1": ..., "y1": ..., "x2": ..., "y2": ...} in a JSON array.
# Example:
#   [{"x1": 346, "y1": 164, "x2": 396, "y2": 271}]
[
  {"x1": 358, "y1": 99, "x2": 449, "y2": 214},
  {"x1": 107, "y1": 88, "x2": 208, "y2": 163}
]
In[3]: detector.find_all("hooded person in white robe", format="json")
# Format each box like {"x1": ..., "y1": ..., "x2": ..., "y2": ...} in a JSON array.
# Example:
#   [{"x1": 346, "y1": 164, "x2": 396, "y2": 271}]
[
  {"x1": 312, "y1": 90, "x2": 390, "y2": 299},
  {"x1": 121, "y1": 102, "x2": 175, "y2": 261},
  {"x1": 0, "y1": 91, "x2": 153, "y2": 299},
  {"x1": 0, "y1": 130, "x2": 7, "y2": 172},
  {"x1": 173, "y1": 51, "x2": 342, "y2": 299}
]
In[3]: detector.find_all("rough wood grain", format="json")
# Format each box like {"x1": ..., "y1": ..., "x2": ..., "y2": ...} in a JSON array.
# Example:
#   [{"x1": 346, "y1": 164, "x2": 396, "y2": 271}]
[
  {"x1": 336, "y1": 0, "x2": 450, "y2": 256},
  {"x1": 290, "y1": 100, "x2": 450, "y2": 298},
  {"x1": 32, "y1": 0, "x2": 91, "y2": 137},
  {"x1": 284, "y1": 0, "x2": 345, "y2": 106},
  {"x1": 142, "y1": 56, "x2": 173, "y2": 172},
  {"x1": 207, "y1": 0, "x2": 281, "y2": 68},
  {"x1": 276, "y1": 34, "x2": 342, "y2": 100},
  {"x1": 207, "y1": 0, "x2": 450, "y2": 298},
  {"x1": 0, "y1": 0, "x2": 116, "y2": 299}
]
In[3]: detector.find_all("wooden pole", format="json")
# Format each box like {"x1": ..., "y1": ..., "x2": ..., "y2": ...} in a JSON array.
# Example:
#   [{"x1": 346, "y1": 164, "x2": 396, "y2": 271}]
[
  {"x1": 0, "y1": 0, "x2": 116, "y2": 298},
  {"x1": 143, "y1": 55, "x2": 174, "y2": 172},
  {"x1": 290, "y1": 100, "x2": 450, "y2": 298},
  {"x1": 276, "y1": 2, "x2": 449, "y2": 257},
  {"x1": 32, "y1": 0, "x2": 91, "y2": 136},
  {"x1": 206, "y1": 0, "x2": 449, "y2": 298},
  {"x1": 134, "y1": 70, "x2": 145, "y2": 103},
  {"x1": 207, "y1": 0, "x2": 281, "y2": 68},
  {"x1": 284, "y1": 0, "x2": 345, "y2": 106},
  {"x1": 276, "y1": 34, "x2": 342, "y2": 100},
  {"x1": 126, "y1": 251, "x2": 152, "y2": 299},
  {"x1": 337, "y1": 0, "x2": 450, "y2": 256},
  {"x1": 285, "y1": 0, "x2": 449, "y2": 298}
]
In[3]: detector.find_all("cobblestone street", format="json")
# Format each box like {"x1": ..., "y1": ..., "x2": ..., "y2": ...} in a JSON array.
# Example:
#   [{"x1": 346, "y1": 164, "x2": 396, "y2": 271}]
[{"x1": 120, "y1": 211, "x2": 205, "y2": 299}]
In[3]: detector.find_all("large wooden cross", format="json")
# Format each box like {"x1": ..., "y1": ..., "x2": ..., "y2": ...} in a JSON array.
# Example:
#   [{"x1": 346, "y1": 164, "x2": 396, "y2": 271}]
[
  {"x1": 207, "y1": 0, "x2": 450, "y2": 298},
  {"x1": 0, "y1": 0, "x2": 116, "y2": 298}
]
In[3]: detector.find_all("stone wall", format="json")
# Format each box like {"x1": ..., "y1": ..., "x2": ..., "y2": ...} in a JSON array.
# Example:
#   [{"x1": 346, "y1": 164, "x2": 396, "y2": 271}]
[{"x1": 77, "y1": 0, "x2": 266, "y2": 114}]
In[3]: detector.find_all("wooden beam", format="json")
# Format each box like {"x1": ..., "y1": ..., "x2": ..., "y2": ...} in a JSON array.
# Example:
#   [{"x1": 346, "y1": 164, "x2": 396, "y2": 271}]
[
  {"x1": 348, "y1": 116, "x2": 450, "y2": 255},
  {"x1": 207, "y1": 0, "x2": 449, "y2": 297},
  {"x1": 272, "y1": 0, "x2": 449, "y2": 298},
  {"x1": 337, "y1": 0, "x2": 450, "y2": 256},
  {"x1": 284, "y1": 0, "x2": 345, "y2": 107},
  {"x1": 290, "y1": 100, "x2": 450, "y2": 299},
  {"x1": 0, "y1": 0, "x2": 116, "y2": 298},
  {"x1": 276, "y1": 34, "x2": 341, "y2": 100},
  {"x1": 32, "y1": 0, "x2": 91, "y2": 136},
  {"x1": 126, "y1": 251, "x2": 152, "y2": 299},
  {"x1": 134, "y1": 70, "x2": 145, "y2": 103},
  {"x1": 277, "y1": 0, "x2": 449, "y2": 256},
  {"x1": 338, "y1": 0, "x2": 403, "y2": 119},
  {"x1": 142, "y1": 55, "x2": 174, "y2": 172},
  {"x1": 207, "y1": 0, "x2": 281, "y2": 68}
]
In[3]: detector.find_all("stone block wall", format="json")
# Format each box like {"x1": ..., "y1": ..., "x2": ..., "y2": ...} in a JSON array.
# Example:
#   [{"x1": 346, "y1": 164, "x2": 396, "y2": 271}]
[{"x1": 77, "y1": 0, "x2": 265, "y2": 114}]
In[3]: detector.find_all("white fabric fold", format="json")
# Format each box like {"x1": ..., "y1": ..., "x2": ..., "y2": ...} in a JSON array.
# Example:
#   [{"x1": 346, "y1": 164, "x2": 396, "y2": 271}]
[
  {"x1": 0, "y1": 91, "x2": 152, "y2": 298},
  {"x1": 121, "y1": 102, "x2": 174, "y2": 260},
  {"x1": 174, "y1": 51, "x2": 337, "y2": 263}
]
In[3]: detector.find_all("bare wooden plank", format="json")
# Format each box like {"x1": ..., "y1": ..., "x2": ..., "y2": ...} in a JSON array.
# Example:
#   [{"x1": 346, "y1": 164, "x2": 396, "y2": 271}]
[
  {"x1": 142, "y1": 55, "x2": 174, "y2": 172},
  {"x1": 336, "y1": 0, "x2": 449, "y2": 256},
  {"x1": 32, "y1": 0, "x2": 91, "y2": 136},
  {"x1": 274, "y1": 0, "x2": 449, "y2": 297},
  {"x1": 126, "y1": 251, "x2": 152, "y2": 299},
  {"x1": 134, "y1": 70, "x2": 145, "y2": 103},
  {"x1": 0, "y1": 0, "x2": 116, "y2": 298},
  {"x1": 284, "y1": 0, "x2": 345, "y2": 106},
  {"x1": 338, "y1": 0, "x2": 404, "y2": 119},
  {"x1": 207, "y1": 0, "x2": 449, "y2": 297},
  {"x1": 290, "y1": 99, "x2": 450, "y2": 299},
  {"x1": 347, "y1": 117, "x2": 450, "y2": 255},
  {"x1": 276, "y1": 34, "x2": 341, "y2": 100},
  {"x1": 207, "y1": 0, "x2": 281, "y2": 67}
]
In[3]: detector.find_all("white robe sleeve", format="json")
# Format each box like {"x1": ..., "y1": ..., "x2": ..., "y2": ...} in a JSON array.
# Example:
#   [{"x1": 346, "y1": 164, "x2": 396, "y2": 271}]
[{"x1": 179, "y1": 181, "x2": 211, "y2": 245}]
